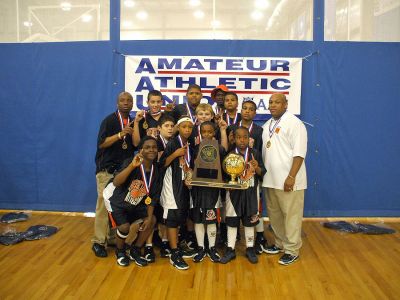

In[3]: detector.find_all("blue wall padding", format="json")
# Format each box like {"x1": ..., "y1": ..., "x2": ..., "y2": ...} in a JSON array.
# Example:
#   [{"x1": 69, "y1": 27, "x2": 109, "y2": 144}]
[{"x1": 0, "y1": 40, "x2": 399, "y2": 216}]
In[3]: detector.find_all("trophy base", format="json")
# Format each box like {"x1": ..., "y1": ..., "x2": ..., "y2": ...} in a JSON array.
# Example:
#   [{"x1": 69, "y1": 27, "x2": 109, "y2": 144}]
[{"x1": 187, "y1": 180, "x2": 249, "y2": 190}]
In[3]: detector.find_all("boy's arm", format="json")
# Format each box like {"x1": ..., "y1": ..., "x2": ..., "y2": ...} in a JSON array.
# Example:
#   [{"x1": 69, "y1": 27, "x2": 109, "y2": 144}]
[
  {"x1": 218, "y1": 119, "x2": 229, "y2": 151},
  {"x1": 132, "y1": 110, "x2": 144, "y2": 147},
  {"x1": 113, "y1": 152, "x2": 143, "y2": 186}
]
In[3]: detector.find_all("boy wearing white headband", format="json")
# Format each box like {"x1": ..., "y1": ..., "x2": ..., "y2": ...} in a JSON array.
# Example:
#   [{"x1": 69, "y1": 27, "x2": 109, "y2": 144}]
[{"x1": 159, "y1": 116, "x2": 194, "y2": 270}]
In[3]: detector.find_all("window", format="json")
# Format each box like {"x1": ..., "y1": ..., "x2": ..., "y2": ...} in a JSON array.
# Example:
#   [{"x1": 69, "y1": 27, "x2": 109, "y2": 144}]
[
  {"x1": 325, "y1": 0, "x2": 400, "y2": 42},
  {"x1": 0, "y1": 0, "x2": 110, "y2": 43},
  {"x1": 120, "y1": 0, "x2": 313, "y2": 40}
]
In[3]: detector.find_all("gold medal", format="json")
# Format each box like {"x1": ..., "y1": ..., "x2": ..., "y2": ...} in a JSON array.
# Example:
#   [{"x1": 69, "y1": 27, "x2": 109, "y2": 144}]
[
  {"x1": 266, "y1": 140, "x2": 271, "y2": 148},
  {"x1": 143, "y1": 121, "x2": 148, "y2": 129},
  {"x1": 122, "y1": 141, "x2": 128, "y2": 149},
  {"x1": 144, "y1": 196, "x2": 152, "y2": 205}
]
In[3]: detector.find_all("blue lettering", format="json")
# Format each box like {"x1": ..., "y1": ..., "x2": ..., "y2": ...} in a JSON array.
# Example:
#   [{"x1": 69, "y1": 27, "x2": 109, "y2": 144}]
[
  {"x1": 219, "y1": 77, "x2": 236, "y2": 89},
  {"x1": 184, "y1": 59, "x2": 204, "y2": 70},
  {"x1": 271, "y1": 78, "x2": 291, "y2": 90},
  {"x1": 163, "y1": 95, "x2": 181, "y2": 104},
  {"x1": 203, "y1": 58, "x2": 223, "y2": 70},
  {"x1": 135, "y1": 76, "x2": 155, "y2": 92},
  {"x1": 154, "y1": 76, "x2": 174, "y2": 88},
  {"x1": 258, "y1": 98, "x2": 267, "y2": 110},
  {"x1": 270, "y1": 60, "x2": 289, "y2": 71},
  {"x1": 199, "y1": 77, "x2": 214, "y2": 89},
  {"x1": 158, "y1": 58, "x2": 182, "y2": 70},
  {"x1": 135, "y1": 95, "x2": 147, "y2": 110},
  {"x1": 176, "y1": 77, "x2": 196, "y2": 88},
  {"x1": 247, "y1": 59, "x2": 267, "y2": 71},
  {"x1": 261, "y1": 78, "x2": 268, "y2": 89},
  {"x1": 226, "y1": 59, "x2": 243, "y2": 70},
  {"x1": 135, "y1": 58, "x2": 155, "y2": 73},
  {"x1": 238, "y1": 78, "x2": 258, "y2": 89}
]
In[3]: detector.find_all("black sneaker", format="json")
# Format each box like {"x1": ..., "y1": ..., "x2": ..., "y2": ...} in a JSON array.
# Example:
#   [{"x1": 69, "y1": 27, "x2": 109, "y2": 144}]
[
  {"x1": 220, "y1": 247, "x2": 236, "y2": 264},
  {"x1": 279, "y1": 253, "x2": 299, "y2": 265},
  {"x1": 254, "y1": 235, "x2": 268, "y2": 255},
  {"x1": 170, "y1": 251, "x2": 189, "y2": 270},
  {"x1": 115, "y1": 249, "x2": 129, "y2": 267},
  {"x1": 128, "y1": 246, "x2": 148, "y2": 267},
  {"x1": 92, "y1": 243, "x2": 107, "y2": 257},
  {"x1": 245, "y1": 247, "x2": 258, "y2": 264},
  {"x1": 207, "y1": 246, "x2": 221, "y2": 263},
  {"x1": 193, "y1": 247, "x2": 206, "y2": 263},
  {"x1": 180, "y1": 247, "x2": 196, "y2": 258},
  {"x1": 265, "y1": 244, "x2": 283, "y2": 255},
  {"x1": 160, "y1": 241, "x2": 171, "y2": 258},
  {"x1": 144, "y1": 246, "x2": 156, "y2": 263}
]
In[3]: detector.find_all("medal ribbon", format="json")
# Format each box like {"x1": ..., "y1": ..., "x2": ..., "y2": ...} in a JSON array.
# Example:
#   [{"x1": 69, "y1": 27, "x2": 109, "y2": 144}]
[
  {"x1": 269, "y1": 113, "x2": 284, "y2": 138},
  {"x1": 239, "y1": 121, "x2": 253, "y2": 135},
  {"x1": 197, "y1": 125, "x2": 202, "y2": 143},
  {"x1": 140, "y1": 164, "x2": 154, "y2": 195},
  {"x1": 186, "y1": 103, "x2": 197, "y2": 123},
  {"x1": 160, "y1": 135, "x2": 167, "y2": 149},
  {"x1": 178, "y1": 135, "x2": 190, "y2": 167},
  {"x1": 117, "y1": 110, "x2": 130, "y2": 140},
  {"x1": 226, "y1": 111, "x2": 238, "y2": 126}
]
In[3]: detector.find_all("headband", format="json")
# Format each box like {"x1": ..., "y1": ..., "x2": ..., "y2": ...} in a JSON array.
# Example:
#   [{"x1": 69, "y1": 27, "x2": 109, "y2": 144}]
[{"x1": 177, "y1": 117, "x2": 194, "y2": 126}]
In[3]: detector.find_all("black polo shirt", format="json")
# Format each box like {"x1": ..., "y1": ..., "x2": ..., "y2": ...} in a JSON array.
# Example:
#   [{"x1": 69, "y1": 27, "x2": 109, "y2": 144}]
[{"x1": 95, "y1": 112, "x2": 135, "y2": 174}]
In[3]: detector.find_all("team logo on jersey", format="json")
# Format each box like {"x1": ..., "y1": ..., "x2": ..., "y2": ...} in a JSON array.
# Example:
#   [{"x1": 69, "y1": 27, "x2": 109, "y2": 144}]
[
  {"x1": 250, "y1": 214, "x2": 259, "y2": 223},
  {"x1": 275, "y1": 127, "x2": 281, "y2": 134},
  {"x1": 206, "y1": 209, "x2": 216, "y2": 221},
  {"x1": 124, "y1": 180, "x2": 146, "y2": 206}
]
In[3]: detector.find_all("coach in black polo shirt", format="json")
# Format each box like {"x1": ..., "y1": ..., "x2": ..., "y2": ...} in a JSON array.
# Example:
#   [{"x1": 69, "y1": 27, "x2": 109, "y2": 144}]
[{"x1": 92, "y1": 92, "x2": 135, "y2": 257}]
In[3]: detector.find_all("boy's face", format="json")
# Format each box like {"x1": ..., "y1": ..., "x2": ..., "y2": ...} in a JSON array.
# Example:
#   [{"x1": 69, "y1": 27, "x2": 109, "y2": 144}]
[
  {"x1": 224, "y1": 94, "x2": 238, "y2": 111},
  {"x1": 234, "y1": 128, "x2": 249, "y2": 150},
  {"x1": 186, "y1": 88, "x2": 202, "y2": 107},
  {"x1": 178, "y1": 121, "x2": 194, "y2": 139},
  {"x1": 215, "y1": 90, "x2": 225, "y2": 106},
  {"x1": 158, "y1": 121, "x2": 175, "y2": 139},
  {"x1": 241, "y1": 102, "x2": 256, "y2": 121},
  {"x1": 196, "y1": 109, "x2": 213, "y2": 123},
  {"x1": 147, "y1": 95, "x2": 163, "y2": 114},
  {"x1": 200, "y1": 124, "x2": 215, "y2": 140},
  {"x1": 141, "y1": 139, "x2": 158, "y2": 161}
]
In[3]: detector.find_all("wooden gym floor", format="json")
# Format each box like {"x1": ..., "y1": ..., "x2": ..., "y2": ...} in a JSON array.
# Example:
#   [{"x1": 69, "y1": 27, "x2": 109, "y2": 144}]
[{"x1": 0, "y1": 211, "x2": 399, "y2": 300}]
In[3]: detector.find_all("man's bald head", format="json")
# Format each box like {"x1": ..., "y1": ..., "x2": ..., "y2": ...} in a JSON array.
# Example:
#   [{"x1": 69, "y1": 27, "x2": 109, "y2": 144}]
[
  {"x1": 269, "y1": 93, "x2": 288, "y2": 119},
  {"x1": 117, "y1": 91, "x2": 133, "y2": 114}
]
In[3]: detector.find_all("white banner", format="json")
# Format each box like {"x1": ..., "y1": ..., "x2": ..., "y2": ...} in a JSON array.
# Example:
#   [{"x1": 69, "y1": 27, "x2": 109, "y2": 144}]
[{"x1": 125, "y1": 55, "x2": 302, "y2": 121}]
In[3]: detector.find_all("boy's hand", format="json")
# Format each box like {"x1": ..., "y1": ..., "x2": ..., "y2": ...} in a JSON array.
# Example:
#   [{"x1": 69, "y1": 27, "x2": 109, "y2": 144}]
[
  {"x1": 131, "y1": 150, "x2": 143, "y2": 168},
  {"x1": 134, "y1": 110, "x2": 145, "y2": 122},
  {"x1": 249, "y1": 156, "x2": 259, "y2": 169},
  {"x1": 165, "y1": 100, "x2": 176, "y2": 112},
  {"x1": 174, "y1": 144, "x2": 188, "y2": 158},
  {"x1": 218, "y1": 119, "x2": 228, "y2": 130}
]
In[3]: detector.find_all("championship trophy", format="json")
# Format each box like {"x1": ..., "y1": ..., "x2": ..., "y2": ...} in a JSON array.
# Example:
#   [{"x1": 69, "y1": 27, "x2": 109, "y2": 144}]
[{"x1": 186, "y1": 139, "x2": 248, "y2": 190}]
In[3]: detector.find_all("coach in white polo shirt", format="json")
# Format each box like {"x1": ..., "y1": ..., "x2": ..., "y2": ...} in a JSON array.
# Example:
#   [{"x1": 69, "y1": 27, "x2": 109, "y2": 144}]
[{"x1": 261, "y1": 93, "x2": 307, "y2": 266}]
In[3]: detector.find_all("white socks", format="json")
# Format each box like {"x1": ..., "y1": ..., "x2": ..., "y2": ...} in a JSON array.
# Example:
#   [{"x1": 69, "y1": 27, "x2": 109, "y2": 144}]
[
  {"x1": 244, "y1": 226, "x2": 255, "y2": 248},
  {"x1": 227, "y1": 226, "x2": 237, "y2": 249},
  {"x1": 207, "y1": 224, "x2": 217, "y2": 248},
  {"x1": 194, "y1": 223, "x2": 205, "y2": 248}
]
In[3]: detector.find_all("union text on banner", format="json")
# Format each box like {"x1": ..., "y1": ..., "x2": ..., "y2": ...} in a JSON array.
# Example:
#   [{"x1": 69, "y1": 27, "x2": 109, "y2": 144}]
[{"x1": 125, "y1": 56, "x2": 302, "y2": 121}]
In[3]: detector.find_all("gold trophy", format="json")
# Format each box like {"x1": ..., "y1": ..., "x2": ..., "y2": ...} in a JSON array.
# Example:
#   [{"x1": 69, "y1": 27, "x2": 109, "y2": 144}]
[{"x1": 223, "y1": 153, "x2": 246, "y2": 184}]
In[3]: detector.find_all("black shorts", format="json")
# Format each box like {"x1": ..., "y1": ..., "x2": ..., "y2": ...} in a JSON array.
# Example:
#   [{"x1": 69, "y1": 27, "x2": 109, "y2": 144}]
[
  {"x1": 225, "y1": 214, "x2": 259, "y2": 227},
  {"x1": 191, "y1": 207, "x2": 218, "y2": 224},
  {"x1": 162, "y1": 208, "x2": 188, "y2": 228},
  {"x1": 109, "y1": 202, "x2": 148, "y2": 227}
]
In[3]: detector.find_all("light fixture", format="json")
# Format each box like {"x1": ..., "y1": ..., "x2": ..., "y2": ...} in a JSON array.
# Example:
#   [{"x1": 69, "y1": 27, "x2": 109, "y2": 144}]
[
  {"x1": 211, "y1": 20, "x2": 221, "y2": 28},
  {"x1": 81, "y1": 14, "x2": 93, "y2": 22},
  {"x1": 23, "y1": 21, "x2": 33, "y2": 27},
  {"x1": 136, "y1": 11, "x2": 148, "y2": 20},
  {"x1": 251, "y1": 11, "x2": 263, "y2": 20},
  {"x1": 255, "y1": 0, "x2": 269, "y2": 10},
  {"x1": 194, "y1": 10, "x2": 205, "y2": 19},
  {"x1": 60, "y1": 2, "x2": 72, "y2": 11},
  {"x1": 189, "y1": 0, "x2": 201, "y2": 7},
  {"x1": 124, "y1": 0, "x2": 135, "y2": 8}
]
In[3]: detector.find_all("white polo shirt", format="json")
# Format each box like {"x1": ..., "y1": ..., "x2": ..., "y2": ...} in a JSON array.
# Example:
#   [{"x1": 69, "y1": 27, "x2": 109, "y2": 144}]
[{"x1": 262, "y1": 112, "x2": 307, "y2": 190}]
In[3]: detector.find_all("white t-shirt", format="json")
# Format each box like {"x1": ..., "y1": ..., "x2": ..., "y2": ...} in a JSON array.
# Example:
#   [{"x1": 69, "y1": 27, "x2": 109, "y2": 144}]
[{"x1": 262, "y1": 112, "x2": 307, "y2": 190}]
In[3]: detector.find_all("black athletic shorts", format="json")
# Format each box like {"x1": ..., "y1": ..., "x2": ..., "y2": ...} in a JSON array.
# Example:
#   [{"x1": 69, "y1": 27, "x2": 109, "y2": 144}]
[
  {"x1": 162, "y1": 208, "x2": 188, "y2": 228},
  {"x1": 191, "y1": 207, "x2": 218, "y2": 224},
  {"x1": 109, "y1": 202, "x2": 148, "y2": 227}
]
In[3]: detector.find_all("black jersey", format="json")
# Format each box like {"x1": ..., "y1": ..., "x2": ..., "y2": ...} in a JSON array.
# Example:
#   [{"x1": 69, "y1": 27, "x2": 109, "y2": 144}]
[
  {"x1": 172, "y1": 103, "x2": 197, "y2": 122},
  {"x1": 227, "y1": 122, "x2": 263, "y2": 154},
  {"x1": 108, "y1": 158, "x2": 161, "y2": 208},
  {"x1": 159, "y1": 136, "x2": 193, "y2": 210},
  {"x1": 95, "y1": 112, "x2": 135, "y2": 174},
  {"x1": 190, "y1": 143, "x2": 226, "y2": 208},
  {"x1": 138, "y1": 111, "x2": 165, "y2": 138},
  {"x1": 225, "y1": 148, "x2": 266, "y2": 217},
  {"x1": 222, "y1": 111, "x2": 242, "y2": 127}
]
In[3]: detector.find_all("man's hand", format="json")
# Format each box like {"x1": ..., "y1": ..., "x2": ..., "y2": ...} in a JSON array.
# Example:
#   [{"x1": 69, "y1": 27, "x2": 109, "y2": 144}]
[
  {"x1": 121, "y1": 126, "x2": 133, "y2": 137},
  {"x1": 284, "y1": 175, "x2": 295, "y2": 192}
]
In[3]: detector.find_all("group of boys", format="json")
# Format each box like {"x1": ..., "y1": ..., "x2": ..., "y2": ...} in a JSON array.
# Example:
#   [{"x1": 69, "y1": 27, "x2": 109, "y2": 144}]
[{"x1": 92, "y1": 84, "x2": 306, "y2": 270}]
